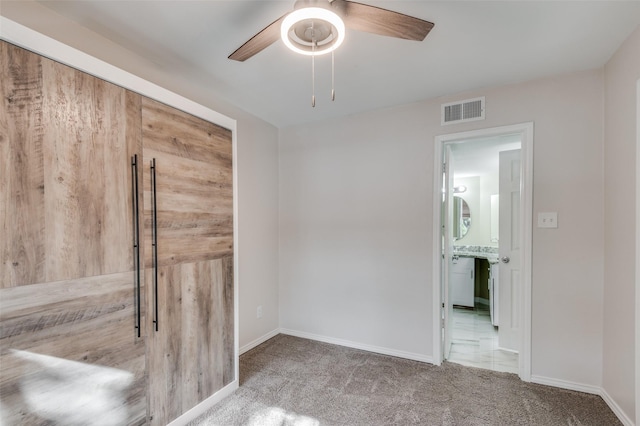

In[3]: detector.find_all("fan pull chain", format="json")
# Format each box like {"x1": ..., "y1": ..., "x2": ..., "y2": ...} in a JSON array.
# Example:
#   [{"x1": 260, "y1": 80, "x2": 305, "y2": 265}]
[
  {"x1": 311, "y1": 55, "x2": 316, "y2": 107},
  {"x1": 311, "y1": 39, "x2": 316, "y2": 107},
  {"x1": 331, "y1": 51, "x2": 335, "y2": 101}
]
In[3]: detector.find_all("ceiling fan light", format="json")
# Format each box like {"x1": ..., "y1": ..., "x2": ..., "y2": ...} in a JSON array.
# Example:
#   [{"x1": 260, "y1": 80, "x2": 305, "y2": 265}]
[{"x1": 281, "y1": 7, "x2": 345, "y2": 56}]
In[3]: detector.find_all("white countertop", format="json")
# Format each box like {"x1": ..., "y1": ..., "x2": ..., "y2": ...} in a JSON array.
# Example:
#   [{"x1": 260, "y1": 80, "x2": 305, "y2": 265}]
[{"x1": 452, "y1": 246, "x2": 499, "y2": 263}]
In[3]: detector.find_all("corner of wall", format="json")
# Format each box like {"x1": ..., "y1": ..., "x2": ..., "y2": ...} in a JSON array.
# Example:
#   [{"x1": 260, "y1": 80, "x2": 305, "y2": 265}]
[{"x1": 602, "y1": 24, "x2": 640, "y2": 425}]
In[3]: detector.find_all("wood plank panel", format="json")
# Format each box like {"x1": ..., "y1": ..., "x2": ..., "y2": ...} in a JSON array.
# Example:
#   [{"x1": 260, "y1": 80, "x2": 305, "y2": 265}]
[
  {"x1": 142, "y1": 98, "x2": 233, "y2": 268},
  {"x1": 1, "y1": 41, "x2": 141, "y2": 286},
  {"x1": 0, "y1": 41, "x2": 46, "y2": 288},
  {"x1": 141, "y1": 76, "x2": 234, "y2": 426},
  {"x1": 141, "y1": 97, "x2": 232, "y2": 161},
  {"x1": 151, "y1": 211, "x2": 232, "y2": 237},
  {"x1": 40, "y1": 53, "x2": 139, "y2": 282},
  {"x1": 147, "y1": 258, "x2": 234, "y2": 426},
  {"x1": 146, "y1": 262, "x2": 179, "y2": 425},
  {"x1": 0, "y1": 272, "x2": 146, "y2": 425},
  {"x1": 221, "y1": 255, "x2": 235, "y2": 384},
  {"x1": 152, "y1": 237, "x2": 233, "y2": 268},
  {"x1": 142, "y1": 146, "x2": 232, "y2": 186}
]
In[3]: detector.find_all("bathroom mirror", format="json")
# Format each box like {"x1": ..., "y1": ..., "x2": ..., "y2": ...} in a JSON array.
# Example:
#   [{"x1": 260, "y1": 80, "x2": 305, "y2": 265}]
[{"x1": 453, "y1": 196, "x2": 471, "y2": 240}]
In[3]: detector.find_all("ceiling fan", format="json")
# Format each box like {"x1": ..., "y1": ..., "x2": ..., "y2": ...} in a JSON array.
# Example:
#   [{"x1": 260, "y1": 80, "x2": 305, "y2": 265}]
[{"x1": 228, "y1": 0, "x2": 434, "y2": 61}]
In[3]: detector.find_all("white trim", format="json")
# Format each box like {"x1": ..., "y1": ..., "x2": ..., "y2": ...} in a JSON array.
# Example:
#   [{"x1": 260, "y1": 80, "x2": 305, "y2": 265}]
[
  {"x1": 497, "y1": 346, "x2": 519, "y2": 354},
  {"x1": 520, "y1": 123, "x2": 534, "y2": 382},
  {"x1": 167, "y1": 380, "x2": 239, "y2": 426},
  {"x1": 432, "y1": 122, "x2": 534, "y2": 382},
  {"x1": 474, "y1": 297, "x2": 490, "y2": 306},
  {"x1": 232, "y1": 106, "x2": 240, "y2": 394},
  {"x1": 432, "y1": 139, "x2": 444, "y2": 366},
  {"x1": 530, "y1": 374, "x2": 601, "y2": 395},
  {"x1": 0, "y1": 17, "x2": 235, "y2": 131},
  {"x1": 529, "y1": 379, "x2": 633, "y2": 426},
  {"x1": 280, "y1": 328, "x2": 434, "y2": 364},
  {"x1": 240, "y1": 329, "x2": 280, "y2": 355},
  {"x1": 1, "y1": 17, "x2": 242, "y2": 422},
  {"x1": 636, "y1": 78, "x2": 640, "y2": 426},
  {"x1": 602, "y1": 387, "x2": 635, "y2": 426}
]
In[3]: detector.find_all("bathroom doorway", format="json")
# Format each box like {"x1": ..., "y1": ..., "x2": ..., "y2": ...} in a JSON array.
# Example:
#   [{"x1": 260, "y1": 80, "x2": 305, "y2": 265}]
[
  {"x1": 432, "y1": 123, "x2": 533, "y2": 381},
  {"x1": 446, "y1": 136, "x2": 520, "y2": 374}
]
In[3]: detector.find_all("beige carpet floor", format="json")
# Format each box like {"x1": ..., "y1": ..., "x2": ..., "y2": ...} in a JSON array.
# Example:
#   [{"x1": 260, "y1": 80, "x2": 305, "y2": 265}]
[{"x1": 189, "y1": 334, "x2": 621, "y2": 425}]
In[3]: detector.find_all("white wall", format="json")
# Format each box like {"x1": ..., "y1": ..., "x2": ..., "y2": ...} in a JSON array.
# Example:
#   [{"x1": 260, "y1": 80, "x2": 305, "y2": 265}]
[
  {"x1": 279, "y1": 68, "x2": 605, "y2": 386},
  {"x1": 0, "y1": 6, "x2": 282, "y2": 352},
  {"x1": 279, "y1": 104, "x2": 435, "y2": 359},
  {"x1": 603, "y1": 25, "x2": 640, "y2": 424},
  {"x1": 236, "y1": 120, "x2": 280, "y2": 351}
]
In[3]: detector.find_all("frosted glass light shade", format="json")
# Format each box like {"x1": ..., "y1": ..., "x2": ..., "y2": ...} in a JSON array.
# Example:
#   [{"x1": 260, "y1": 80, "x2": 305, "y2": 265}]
[{"x1": 281, "y1": 7, "x2": 345, "y2": 56}]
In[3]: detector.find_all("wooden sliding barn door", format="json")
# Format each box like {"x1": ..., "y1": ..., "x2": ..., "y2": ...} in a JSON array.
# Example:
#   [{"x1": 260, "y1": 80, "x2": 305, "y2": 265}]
[
  {"x1": 0, "y1": 41, "x2": 146, "y2": 425},
  {"x1": 141, "y1": 98, "x2": 234, "y2": 425},
  {"x1": 1, "y1": 40, "x2": 236, "y2": 426}
]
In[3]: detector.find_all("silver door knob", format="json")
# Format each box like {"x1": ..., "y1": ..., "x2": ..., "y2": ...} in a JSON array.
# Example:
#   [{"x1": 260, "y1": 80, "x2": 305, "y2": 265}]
[{"x1": 501, "y1": 256, "x2": 510, "y2": 264}]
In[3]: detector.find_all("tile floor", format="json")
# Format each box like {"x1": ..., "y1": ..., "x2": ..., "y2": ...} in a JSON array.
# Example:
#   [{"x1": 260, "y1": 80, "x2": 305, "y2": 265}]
[{"x1": 447, "y1": 306, "x2": 519, "y2": 374}]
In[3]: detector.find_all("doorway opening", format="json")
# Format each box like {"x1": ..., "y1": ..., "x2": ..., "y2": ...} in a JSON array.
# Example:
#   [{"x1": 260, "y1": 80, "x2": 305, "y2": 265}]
[{"x1": 432, "y1": 123, "x2": 533, "y2": 381}]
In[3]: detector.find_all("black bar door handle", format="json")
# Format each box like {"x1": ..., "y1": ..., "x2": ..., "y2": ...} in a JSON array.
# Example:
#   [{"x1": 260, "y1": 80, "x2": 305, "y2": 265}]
[
  {"x1": 131, "y1": 155, "x2": 141, "y2": 338},
  {"x1": 151, "y1": 158, "x2": 159, "y2": 332}
]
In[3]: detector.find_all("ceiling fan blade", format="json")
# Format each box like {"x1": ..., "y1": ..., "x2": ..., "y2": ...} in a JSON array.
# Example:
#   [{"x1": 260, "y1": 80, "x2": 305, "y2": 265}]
[
  {"x1": 229, "y1": 14, "x2": 287, "y2": 61},
  {"x1": 333, "y1": 0, "x2": 434, "y2": 41}
]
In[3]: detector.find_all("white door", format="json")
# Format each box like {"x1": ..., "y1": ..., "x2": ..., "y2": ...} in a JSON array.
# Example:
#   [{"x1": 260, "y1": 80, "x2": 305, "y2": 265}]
[
  {"x1": 498, "y1": 149, "x2": 521, "y2": 352},
  {"x1": 443, "y1": 145, "x2": 455, "y2": 359}
]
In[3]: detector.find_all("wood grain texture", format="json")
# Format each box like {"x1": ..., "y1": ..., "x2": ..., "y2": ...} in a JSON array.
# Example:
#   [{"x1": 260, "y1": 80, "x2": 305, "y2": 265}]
[
  {"x1": 338, "y1": 0, "x2": 434, "y2": 41},
  {"x1": 221, "y1": 255, "x2": 235, "y2": 384},
  {"x1": 142, "y1": 97, "x2": 231, "y2": 161},
  {"x1": 146, "y1": 257, "x2": 234, "y2": 426},
  {"x1": 0, "y1": 41, "x2": 46, "y2": 288},
  {"x1": 0, "y1": 41, "x2": 142, "y2": 287},
  {"x1": 0, "y1": 272, "x2": 146, "y2": 425},
  {"x1": 228, "y1": 14, "x2": 287, "y2": 61},
  {"x1": 41, "y1": 56, "x2": 139, "y2": 282},
  {"x1": 1, "y1": 42, "x2": 146, "y2": 425},
  {"x1": 142, "y1": 96, "x2": 234, "y2": 425},
  {"x1": 3, "y1": 42, "x2": 235, "y2": 425},
  {"x1": 142, "y1": 97, "x2": 233, "y2": 268}
]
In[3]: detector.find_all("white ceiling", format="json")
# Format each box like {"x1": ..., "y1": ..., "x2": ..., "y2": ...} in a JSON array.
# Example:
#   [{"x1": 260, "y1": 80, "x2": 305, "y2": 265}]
[{"x1": 2, "y1": 1, "x2": 640, "y2": 128}]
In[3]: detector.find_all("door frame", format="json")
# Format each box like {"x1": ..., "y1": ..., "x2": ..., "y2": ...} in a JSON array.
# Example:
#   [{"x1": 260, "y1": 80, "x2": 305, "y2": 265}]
[
  {"x1": 432, "y1": 122, "x2": 534, "y2": 381},
  {"x1": 635, "y1": 79, "x2": 639, "y2": 426}
]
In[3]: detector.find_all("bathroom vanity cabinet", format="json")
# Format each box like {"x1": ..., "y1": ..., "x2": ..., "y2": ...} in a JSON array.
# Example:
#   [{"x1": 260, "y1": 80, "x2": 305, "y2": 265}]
[
  {"x1": 450, "y1": 256, "x2": 475, "y2": 307},
  {"x1": 450, "y1": 253, "x2": 496, "y2": 321}
]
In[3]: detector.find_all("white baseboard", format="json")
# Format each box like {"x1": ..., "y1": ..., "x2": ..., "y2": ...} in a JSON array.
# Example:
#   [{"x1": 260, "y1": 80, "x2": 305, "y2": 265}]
[
  {"x1": 475, "y1": 297, "x2": 490, "y2": 306},
  {"x1": 530, "y1": 375, "x2": 601, "y2": 395},
  {"x1": 531, "y1": 375, "x2": 634, "y2": 426},
  {"x1": 600, "y1": 388, "x2": 634, "y2": 426},
  {"x1": 168, "y1": 380, "x2": 238, "y2": 426},
  {"x1": 240, "y1": 328, "x2": 280, "y2": 355},
  {"x1": 279, "y1": 328, "x2": 433, "y2": 364},
  {"x1": 169, "y1": 333, "x2": 634, "y2": 426}
]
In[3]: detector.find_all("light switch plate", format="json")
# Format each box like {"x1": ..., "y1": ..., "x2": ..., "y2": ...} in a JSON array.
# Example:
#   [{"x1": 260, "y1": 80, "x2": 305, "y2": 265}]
[{"x1": 538, "y1": 212, "x2": 558, "y2": 228}]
